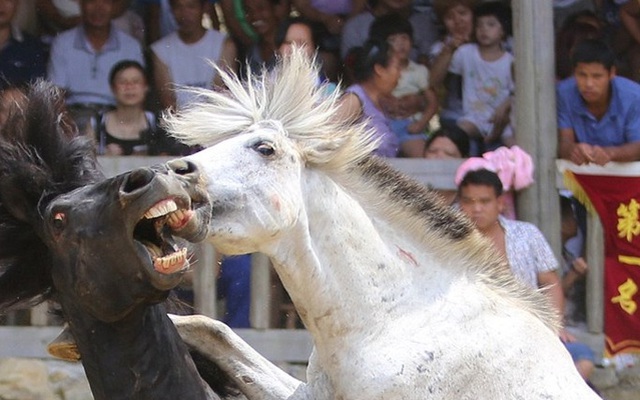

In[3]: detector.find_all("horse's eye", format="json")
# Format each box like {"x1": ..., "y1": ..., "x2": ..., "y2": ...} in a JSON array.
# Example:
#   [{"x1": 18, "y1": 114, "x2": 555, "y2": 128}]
[
  {"x1": 52, "y1": 212, "x2": 66, "y2": 230},
  {"x1": 253, "y1": 142, "x2": 275, "y2": 157}
]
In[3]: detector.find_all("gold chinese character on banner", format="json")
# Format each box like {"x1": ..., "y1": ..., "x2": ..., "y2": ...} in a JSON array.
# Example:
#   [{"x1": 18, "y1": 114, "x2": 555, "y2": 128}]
[
  {"x1": 611, "y1": 278, "x2": 638, "y2": 315},
  {"x1": 617, "y1": 199, "x2": 640, "y2": 242}
]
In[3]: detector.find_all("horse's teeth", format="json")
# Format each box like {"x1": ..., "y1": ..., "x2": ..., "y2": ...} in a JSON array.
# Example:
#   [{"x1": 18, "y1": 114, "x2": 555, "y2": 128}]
[
  {"x1": 167, "y1": 209, "x2": 183, "y2": 227},
  {"x1": 153, "y1": 248, "x2": 188, "y2": 273},
  {"x1": 167, "y1": 209, "x2": 195, "y2": 230},
  {"x1": 144, "y1": 199, "x2": 178, "y2": 219}
]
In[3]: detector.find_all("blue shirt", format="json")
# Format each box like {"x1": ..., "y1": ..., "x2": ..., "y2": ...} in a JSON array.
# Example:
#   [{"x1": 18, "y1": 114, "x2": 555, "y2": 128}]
[
  {"x1": 0, "y1": 29, "x2": 47, "y2": 89},
  {"x1": 556, "y1": 76, "x2": 640, "y2": 146},
  {"x1": 47, "y1": 24, "x2": 144, "y2": 106}
]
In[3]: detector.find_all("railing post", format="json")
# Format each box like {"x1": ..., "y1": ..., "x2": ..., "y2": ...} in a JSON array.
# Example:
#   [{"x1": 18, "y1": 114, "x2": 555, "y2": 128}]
[
  {"x1": 193, "y1": 242, "x2": 218, "y2": 318},
  {"x1": 250, "y1": 253, "x2": 273, "y2": 329},
  {"x1": 512, "y1": 0, "x2": 562, "y2": 259},
  {"x1": 29, "y1": 303, "x2": 50, "y2": 326},
  {"x1": 586, "y1": 213, "x2": 605, "y2": 333}
]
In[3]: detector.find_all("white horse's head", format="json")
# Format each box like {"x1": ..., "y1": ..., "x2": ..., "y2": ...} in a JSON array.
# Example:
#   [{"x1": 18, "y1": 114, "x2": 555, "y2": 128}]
[{"x1": 163, "y1": 48, "x2": 378, "y2": 254}]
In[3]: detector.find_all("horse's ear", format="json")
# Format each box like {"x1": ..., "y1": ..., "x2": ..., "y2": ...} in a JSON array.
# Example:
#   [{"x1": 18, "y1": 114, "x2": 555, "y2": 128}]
[
  {"x1": 303, "y1": 136, "x2": 350, "y2": 166},
  {"x1": 303, "y1": 131, "x2": 376, "y2": 170}
]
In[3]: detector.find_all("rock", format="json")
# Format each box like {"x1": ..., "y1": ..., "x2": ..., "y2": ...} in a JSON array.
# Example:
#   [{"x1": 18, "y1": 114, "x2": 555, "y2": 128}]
[
  {"x1": 0, "y1": 358, "x2": 92, "y2": 400},
  {"x1": 0, "y1": 358, "x2": 56, "y2": 400},
  {"x1": 591, "y1": 364, "x2": 640, "y2": 400},
  {"x1": 618, "y1": 365, "x2": 640, "y2": 387},
  {"x1": 601, "y1": 386, "x2": 640, "y2": 400},
  {"x1": 591, "y1": 366, "x2": 619, "y2": 390},
  {"x1": 47, "y1": 360, "x2": 92, "y2": 400}
]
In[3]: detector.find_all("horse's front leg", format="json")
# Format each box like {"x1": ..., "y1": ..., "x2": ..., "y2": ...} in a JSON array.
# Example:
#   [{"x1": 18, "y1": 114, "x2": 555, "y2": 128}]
[{"x1": 169, "y1": 314, "x2": 307, "y2": 400}]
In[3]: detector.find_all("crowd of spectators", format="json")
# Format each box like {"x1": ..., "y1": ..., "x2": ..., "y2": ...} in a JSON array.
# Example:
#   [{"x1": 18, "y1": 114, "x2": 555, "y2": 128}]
[{"x1": 2, "y1": 0, "x2": 640, "y2": 159}]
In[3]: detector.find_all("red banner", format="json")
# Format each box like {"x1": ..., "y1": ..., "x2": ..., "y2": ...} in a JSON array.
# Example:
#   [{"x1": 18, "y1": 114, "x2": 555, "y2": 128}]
[{"x1": 563, "y1": 163, "x2": 640, "y2": 357}]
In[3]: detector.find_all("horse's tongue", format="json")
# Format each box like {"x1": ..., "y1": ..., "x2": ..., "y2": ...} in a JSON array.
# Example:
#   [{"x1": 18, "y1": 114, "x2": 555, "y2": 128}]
[
  {"x1": 141, "y1": 241, "x2": 163, "y2": 259},
  {"x1": 153, "y1": 248, "x2": 188, "y2": 274}
]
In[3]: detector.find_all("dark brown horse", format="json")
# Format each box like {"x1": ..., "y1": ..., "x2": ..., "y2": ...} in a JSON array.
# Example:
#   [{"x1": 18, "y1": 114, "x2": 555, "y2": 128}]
[{"x1": 0, "y1": 82, "x2": 236, "y2": 399}]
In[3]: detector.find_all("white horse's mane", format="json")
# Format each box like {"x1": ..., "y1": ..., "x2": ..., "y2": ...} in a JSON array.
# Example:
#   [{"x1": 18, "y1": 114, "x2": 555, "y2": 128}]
[
  {"x1": 355, "y1": 157, "x2": 560, "y2": 332},
  {"x1": 164, "y1": 48, "x2": 560, "y2": 332},
  {"x1": 163, "y1": 47, "x2": 379, "y2": 172}
]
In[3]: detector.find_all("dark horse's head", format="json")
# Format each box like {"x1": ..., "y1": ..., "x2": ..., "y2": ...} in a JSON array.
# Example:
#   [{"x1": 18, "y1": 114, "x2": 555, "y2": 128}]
[{"x1": 0, "y1": 81, "x2": 212, "y2": 322}]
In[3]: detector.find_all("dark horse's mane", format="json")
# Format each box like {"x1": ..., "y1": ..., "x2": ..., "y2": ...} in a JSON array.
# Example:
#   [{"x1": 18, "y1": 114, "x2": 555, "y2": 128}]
[{"x1": 0, "y1": 81, "x2": 102, "y2": 311}]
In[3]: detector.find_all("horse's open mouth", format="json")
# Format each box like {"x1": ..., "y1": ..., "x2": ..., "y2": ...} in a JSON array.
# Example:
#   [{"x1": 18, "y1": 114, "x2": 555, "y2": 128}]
[{"x1": 134, "y1": 198, "x2": 194, "y2": 274}]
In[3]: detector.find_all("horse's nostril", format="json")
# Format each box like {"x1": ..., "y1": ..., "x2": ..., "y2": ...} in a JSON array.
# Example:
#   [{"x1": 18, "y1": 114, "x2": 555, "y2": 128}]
[
  {"x1": 167, "y1": 159, "x2": 198, "y2": 176},
  {"x1": 123, "y1": 168, "x2": 155, "y2": 193}
]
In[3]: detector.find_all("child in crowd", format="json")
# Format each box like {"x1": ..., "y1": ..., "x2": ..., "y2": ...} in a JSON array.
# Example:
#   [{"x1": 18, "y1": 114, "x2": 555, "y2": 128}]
[
  {"x1": 429, "y1": 0, "x2": 476, "y2": 133},
  {"x1": 560, "y1": 195, "x2": 588, "y2": 326},
  {"x1": 449, "y1": 1, "x2": 515, "y2": 155},
  {"x1": 370, "y1": 13, "x2": 439, "y2": 158}
]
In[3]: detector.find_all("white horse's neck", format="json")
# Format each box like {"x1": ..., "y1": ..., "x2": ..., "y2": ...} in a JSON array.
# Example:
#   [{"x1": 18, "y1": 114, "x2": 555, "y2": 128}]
[
  {"x1": 262, "y1": 157, "x2": 557, "y2": 356},
  {"x1": 265, "y1": 164, "x2": 464, "y2": 344}
]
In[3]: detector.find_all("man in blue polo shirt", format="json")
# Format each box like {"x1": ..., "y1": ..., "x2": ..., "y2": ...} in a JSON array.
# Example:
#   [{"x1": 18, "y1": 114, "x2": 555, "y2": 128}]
[
  {"x1": 557, "y1": 38, "x2": 640, "y2": 166},
  {"x1": 47, "y1": 0, "x2": 144, "y2": 133}
]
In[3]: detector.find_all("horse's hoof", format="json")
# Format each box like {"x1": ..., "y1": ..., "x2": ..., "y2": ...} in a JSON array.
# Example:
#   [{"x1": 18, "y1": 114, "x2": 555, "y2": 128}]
[{"x1": 47, "y1": 325, "x2": 81, "y2": 362}]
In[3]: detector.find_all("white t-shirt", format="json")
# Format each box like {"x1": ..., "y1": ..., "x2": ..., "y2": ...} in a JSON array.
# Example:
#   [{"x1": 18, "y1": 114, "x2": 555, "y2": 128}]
[
  {"x1": 449, "y1": 43, "x2": 514, "y2": 137},
  {"x1": 151, "y1": 29, "x2": 226, "y2": 108}
]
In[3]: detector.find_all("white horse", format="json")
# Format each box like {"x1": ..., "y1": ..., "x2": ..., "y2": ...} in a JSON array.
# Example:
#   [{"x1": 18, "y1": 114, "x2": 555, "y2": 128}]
[{"x1": 164, "y1": 49, "x2": 600, "y2": 399}]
